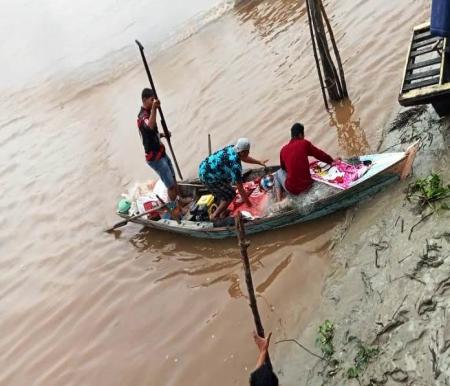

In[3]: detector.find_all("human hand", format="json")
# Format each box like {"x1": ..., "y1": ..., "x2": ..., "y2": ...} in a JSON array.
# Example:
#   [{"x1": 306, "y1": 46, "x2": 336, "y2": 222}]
[
  {"x1": 260, "y1": 159, "x2": 269, "y2": 166},
  {"x1": 253, "y1": 331, "x2": 272, "y2": 353},
  {"x1": 152, "y1": 99, "x2": 161, "y2": 110}
]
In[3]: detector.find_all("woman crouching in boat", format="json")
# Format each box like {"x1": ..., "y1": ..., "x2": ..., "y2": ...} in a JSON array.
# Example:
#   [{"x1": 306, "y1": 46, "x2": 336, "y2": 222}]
[{"x1": 198, "y1": 138, "x2": 268, "y2": 220}]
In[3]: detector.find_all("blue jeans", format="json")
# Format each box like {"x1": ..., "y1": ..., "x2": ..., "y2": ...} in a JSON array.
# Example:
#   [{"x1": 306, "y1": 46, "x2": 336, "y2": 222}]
[
  {"x1": 274, "y1": 168, "x2": 287, "y2": 192},
  {"x1": 147, "y1": 155, "x2": 176, "y2": 188}
]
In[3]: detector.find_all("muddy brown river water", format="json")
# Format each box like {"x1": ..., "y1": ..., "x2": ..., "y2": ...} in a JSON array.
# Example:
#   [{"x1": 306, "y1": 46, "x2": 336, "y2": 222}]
[{"x1": 0, "y1": 0, "x2": 431, "y2": 384}]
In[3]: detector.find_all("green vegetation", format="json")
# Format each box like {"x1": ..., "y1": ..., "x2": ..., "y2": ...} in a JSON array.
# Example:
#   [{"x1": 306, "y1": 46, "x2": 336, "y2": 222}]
[
  {"x1": 316, "y1": 320, "x2": 335, "y2": 358},
  {"x1": 406, "y1": 173, "x2": 450, "y2": 211},
  {"x1": 315, "y1": 321, "x2": 380, "y2": 380},
  {"x1": 346, "y1": 342, "x2": 379, "y2": 379}
]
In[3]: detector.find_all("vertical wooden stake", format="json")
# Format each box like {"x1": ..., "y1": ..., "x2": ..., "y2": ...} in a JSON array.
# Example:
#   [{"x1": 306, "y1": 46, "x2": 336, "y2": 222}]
[
  {"x1": 318, "y1": 0, "x2": 348, "y2": 97},
  {"x1": 308, "y1": 0, "x2": 342, "y2": 100},
  {"x1": 306, "y1": 0, "x2": 329, "y2": 110}
]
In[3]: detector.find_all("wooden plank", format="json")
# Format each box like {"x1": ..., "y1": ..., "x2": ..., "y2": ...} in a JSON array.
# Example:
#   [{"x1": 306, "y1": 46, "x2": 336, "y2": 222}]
[
  {"x1": 407, "y1": 57, "x2": 441, "y2": 70},
  {"x1": 414, "y1": 30, "x2": 433, "y2": 43},
  {"x1": 410, "y1": 45, "x2": 439, "y2": 57},
  {"x1": 411, "y1": 37, "x2": 440, "y2": 50},
  {"x1": 399, "y1": 81, "x2": 450, "y2": 105},
  {"x1": 403, "y1": 77, "x2": 440, "y2": 92},
  {"x1": 413, "y1": 22, "x2": 431, "y2": 32},
  {"x1": 405, "y1": 68, "x2": 441, "y2": 81}
]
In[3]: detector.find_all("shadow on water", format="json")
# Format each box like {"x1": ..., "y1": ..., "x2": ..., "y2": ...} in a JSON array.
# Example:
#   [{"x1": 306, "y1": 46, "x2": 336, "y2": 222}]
[
  {"x1": 124, "y1": 210, "x2": 343, "y2": 296},
  {"x1": 329, "y1": 99, "x2": 371, "y2": 156}
]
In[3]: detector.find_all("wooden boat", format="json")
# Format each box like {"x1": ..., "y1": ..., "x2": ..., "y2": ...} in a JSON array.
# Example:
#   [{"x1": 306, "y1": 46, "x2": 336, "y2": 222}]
[
  {"x1": 398, "y1": 22, "x2": 450, "y2": 116},
  {"x1": 117, "y1": 148, "x2": 415, "y2": 239}
]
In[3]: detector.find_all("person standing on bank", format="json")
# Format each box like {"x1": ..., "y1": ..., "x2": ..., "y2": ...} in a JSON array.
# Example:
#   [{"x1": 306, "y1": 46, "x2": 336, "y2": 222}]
[
  {"x1": 137, "y1": 88, "x2": 178, "y2": 202},
  {"x1": 198, "y1": 138, "x2": 268, "y2": 220}
]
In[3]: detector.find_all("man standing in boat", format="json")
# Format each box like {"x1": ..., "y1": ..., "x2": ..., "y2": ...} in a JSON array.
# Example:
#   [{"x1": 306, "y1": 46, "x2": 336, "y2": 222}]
[
  {"x1": 198, "y1": 138, "x2": 268, "y2": 221},
  {"x1": 275, "y1": 122, "x2": 338, "y2": 201},
  {"x1": 137, "y1": 88, "x2": 178, "y2": 202}
]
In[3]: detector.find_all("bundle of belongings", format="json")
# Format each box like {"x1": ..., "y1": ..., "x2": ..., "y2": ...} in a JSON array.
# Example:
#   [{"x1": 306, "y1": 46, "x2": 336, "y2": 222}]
[
  {"x1": 117, "y1": 179, "x2": 175, "y2": 220},
  {"x1": 310, "y1": 159, "x2": 371, "y2": 190},
  {"x1": 187, "y1": 175, "x2": 275, "y2": 224},
  {"x1": 187, "y1": 194, "x2": 217, "y2": 222}
]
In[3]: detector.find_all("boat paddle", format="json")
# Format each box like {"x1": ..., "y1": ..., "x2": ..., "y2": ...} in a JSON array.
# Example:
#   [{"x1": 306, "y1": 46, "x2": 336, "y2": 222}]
[
  {"x1": 135, "y1": 39, "x2": 183, "y2": 181},
  {"x1": 105, "y1": 202, "x2": 168, "y2": 232}
]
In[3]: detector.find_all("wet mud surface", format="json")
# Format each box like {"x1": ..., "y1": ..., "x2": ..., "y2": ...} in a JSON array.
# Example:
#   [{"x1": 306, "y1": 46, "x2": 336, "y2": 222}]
[{"x1": 276, "y1": 106, "x2": 450, "y2": 385}]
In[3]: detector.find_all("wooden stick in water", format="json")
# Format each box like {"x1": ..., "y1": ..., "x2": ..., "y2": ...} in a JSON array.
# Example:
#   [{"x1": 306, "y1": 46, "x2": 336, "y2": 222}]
[
  {"x1": 306, "y1": 0, "x2": 329, "y2": 110},
  {"x1": 318, "y1": 0, "x2": 348, "y2": 97},
  {"x1": 235, "y1": 213, "x2": 271, "y2": 366}
]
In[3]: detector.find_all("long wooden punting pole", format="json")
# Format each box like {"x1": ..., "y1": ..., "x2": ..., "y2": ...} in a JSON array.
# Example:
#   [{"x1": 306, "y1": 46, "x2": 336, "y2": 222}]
[
  {"x1": 135, "y1": 40, "x2": 183, "y2": 180},
  {"x1": 235, "y1": 213, "x2": 272, "y2": 366},
  {"x1": 306, "y1": 0, "x2": 329, "y2": 110}
]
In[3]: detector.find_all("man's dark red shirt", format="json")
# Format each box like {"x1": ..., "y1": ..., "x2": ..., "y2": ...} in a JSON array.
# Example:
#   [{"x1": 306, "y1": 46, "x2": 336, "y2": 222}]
[
  {"x1": 137, "y1": 107, "x2": 165, "y2": 161},
  {"x1": 280, "y1": 138, "x2": 333, "y2": 195}
]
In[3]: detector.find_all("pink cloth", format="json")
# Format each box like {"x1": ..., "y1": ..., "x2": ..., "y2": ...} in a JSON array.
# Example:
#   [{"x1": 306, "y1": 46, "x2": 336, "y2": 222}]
[
  {"x1": 310, "y1": 160, "x2": 369, "y2": 190},
  {"x1": 228, "y1": 180, "x2": 270, "y2": 218}
]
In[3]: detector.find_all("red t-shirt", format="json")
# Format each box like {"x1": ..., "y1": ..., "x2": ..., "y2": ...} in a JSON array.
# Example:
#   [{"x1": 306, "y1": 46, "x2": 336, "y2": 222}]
[{"x1": 280, "y1": 138, "x2": 333, "y2": 195}]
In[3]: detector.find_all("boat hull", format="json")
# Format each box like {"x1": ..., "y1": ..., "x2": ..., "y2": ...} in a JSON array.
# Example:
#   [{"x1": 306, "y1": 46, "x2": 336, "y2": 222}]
[{"x1": 118, "y1": 172, "x2": 400, "y2": 239}]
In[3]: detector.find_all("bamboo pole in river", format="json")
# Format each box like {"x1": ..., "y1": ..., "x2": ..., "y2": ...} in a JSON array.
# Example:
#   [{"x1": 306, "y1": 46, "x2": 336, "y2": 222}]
[
  {"x1": 306, "y1": 0, "x2": 329, "y2": 110},
  {"x1": 318, "y1": 0, "x2": 348, "y2": 98},
  {"x1": 306, "y1": 0, "x2": 348, "y2": 106}
]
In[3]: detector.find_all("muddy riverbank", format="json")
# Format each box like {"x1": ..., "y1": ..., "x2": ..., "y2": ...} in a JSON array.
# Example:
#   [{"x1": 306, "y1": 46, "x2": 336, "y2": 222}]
[{"x1": 275, "y1": 105, "x2": 450, "y2": 385}]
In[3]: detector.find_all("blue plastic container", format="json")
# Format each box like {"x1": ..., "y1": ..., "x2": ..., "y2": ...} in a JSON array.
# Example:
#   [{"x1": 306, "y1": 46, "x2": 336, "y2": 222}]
[{"x1": 431, "y1": 0, "x2": 450, "y2": 37}]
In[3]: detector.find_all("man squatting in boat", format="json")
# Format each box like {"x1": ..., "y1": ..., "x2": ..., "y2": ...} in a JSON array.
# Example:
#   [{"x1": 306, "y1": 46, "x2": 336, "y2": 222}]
[
  {"x1": 274, "y1": 122, "x2": 340, "y2": 201},
  {"x1": 198, "y1": 138, "x2": 268, "y2": 220}
]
